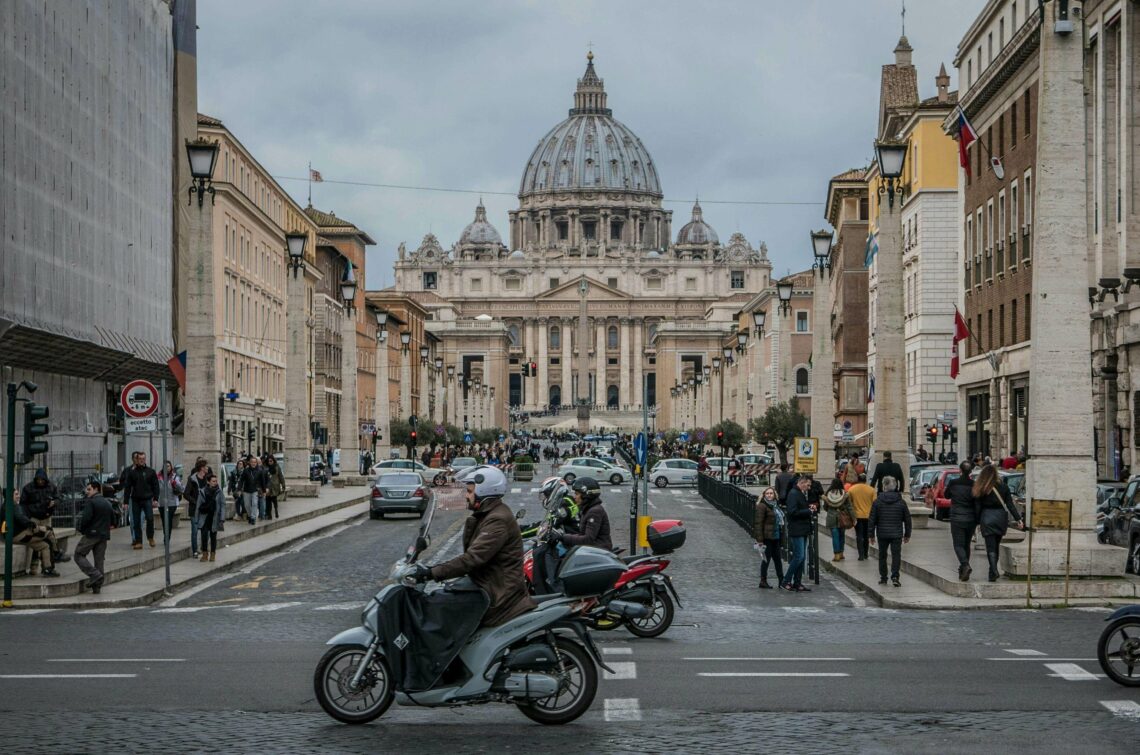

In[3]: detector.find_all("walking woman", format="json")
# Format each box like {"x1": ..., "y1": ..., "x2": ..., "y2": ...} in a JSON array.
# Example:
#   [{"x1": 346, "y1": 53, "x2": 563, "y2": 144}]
[
  {"x1": 973, "y1": 465, "x2": 1024, "y2": 582},
  {"x1": 264, "y1": 456, "x2": 286, "y2": 520},
  {"x1": 156, "y1": 461, "x2": 182, "y2": 545},
  {"x1": 822, "y1": 477, "x2": 856, "y2": 561},
  {"x1": 753, "y1": 487, "x2": 785, "y2": 589},
  {"x1": 196, "y1": 472, "x2": 226, "y2": 562}
]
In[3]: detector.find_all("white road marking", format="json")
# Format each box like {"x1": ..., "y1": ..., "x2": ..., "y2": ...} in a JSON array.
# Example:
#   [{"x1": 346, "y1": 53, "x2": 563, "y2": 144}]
[
  {"x1": 78, "y1": 608, "x2": 140, "y2": 615},
  {"x1": 648, "y1": 501, "x2": 658, "y2": 509},
  {"x1": 783, "y1": 607, "x2": 823, "y2": 613},
  {"x1": 436, "y1": 526, "x2": 466, "y2": 562},
  {"x1": 0, "y1": 674, "x2": 137, "y2": 679},
  {"x1": 1101, "y1": 700, "x2": 1140, "y2": 720},
  {"x1": 701, "y1": 604, "x2": 749, "y2": 614},
  {"x1": 1045, "y1": 663, "x2": 1099, "y2": 680},
  {"x1": 1004, "y1": 649, "x2": 1047, "y2": 656},
  {"x1": 698, "y1": 672, "x2": 849, "y2": 678},
  {"x1": 602, "y1": 647, "x2": 633, "y2": 655},
  {"x1": 1073, "y1": 607, "x2": 1112, "y2": 613},
  {"x1": 683, "y1": 504, "x2": 702, "y2": 509},
  {"x1": 0, "y1": 609, "x2": 55, "y2": 615},
  {"x1": 603, "y1": 662, "x2": 637, "y2": 680},
  {"x1": 48, "y1": 658, "x2": 184, "y2": 663},
  {"x1": 529, "y1": 488, "x2": 540, "y2": 493},
  {"x1": 987, "y1": 657, "x2": 1096, "y2": 662},
  {"x1": 684, "y1": 657, "x2": 854, "y2": 662},
  {"x1": 152, "y1": 607, "x2": 214, "y2": 613},
  {"x1": 511, "y1": 488, "x2": 522, "y2": 494},
  {"x1": 823, "y1": 574, "x2": 867, "y2": 608},
  {"x1": 671, "y1": 490, "x2": 682, "y2": 496},
  {"x1": 313, "y1": 602, "x2": 364, "y2": 611},
  {"x1": 234, "y1": 602, "x2": 305, "y2": 612},
  {"x1": 604, "y1": 698, "x2": 642, "y2": 721}
]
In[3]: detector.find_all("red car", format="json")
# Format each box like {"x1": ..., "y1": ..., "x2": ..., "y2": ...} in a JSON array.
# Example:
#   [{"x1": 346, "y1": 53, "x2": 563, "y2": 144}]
[{"x1": 924, "y1": 469, "x2": 959, "y2": 521}]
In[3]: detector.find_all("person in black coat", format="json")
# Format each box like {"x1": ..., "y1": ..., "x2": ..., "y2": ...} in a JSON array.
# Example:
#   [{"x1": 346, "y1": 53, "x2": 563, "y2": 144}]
[
  {"x1": 945, "y1": 461, "x2": 978, "y2": 581},
  {"x1": 74, "y1": 480, "x2": 114, "y2": 593},
  {"x1": 972, "y1": 465, "x2": 1024, "y2": 582},
  {"x1": 869, "y1": 477, "x2": 912, "y2": 587},
  {"x1": 781, "y1": 476, "x2": 817, "y2": 592},
  {"x1": 774, "y1": 464, "x2": 796, "y2": 504},
  {"x1": 869, "y1": 451, "x2": 905, "y2": 493}
]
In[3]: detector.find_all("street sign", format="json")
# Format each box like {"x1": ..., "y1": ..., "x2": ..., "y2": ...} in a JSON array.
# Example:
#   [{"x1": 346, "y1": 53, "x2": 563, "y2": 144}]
[
  {"x1": 679, "y1": 432, "x2": 690, "y2": 443},
  {"x1": 120, "y1": 380, "x2": 159, "y2": 419},
  {"x1": 1030, "y1": 499, "x2": 1072, "y2": 530},
  {"x1": 793, "y1": 436, "x2": 819, "y2": 474},
  {"x1": 463, "y1": 432, "x2": 474, "y2": 443},
  {"x1": 125, "y1": 417, "x2": 158, "y2": 433},
  {"x1": 359, "y1": 422, "x2": 376, "y2": 434},
  {"x1": 633, "y1": 432, "x2": 647, "y2": 466}
]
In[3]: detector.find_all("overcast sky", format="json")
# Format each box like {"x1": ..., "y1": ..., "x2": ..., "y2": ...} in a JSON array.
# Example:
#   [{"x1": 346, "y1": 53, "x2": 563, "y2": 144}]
[{"x1": 197, "y1": 0, "x2": 986, "y2": 289}]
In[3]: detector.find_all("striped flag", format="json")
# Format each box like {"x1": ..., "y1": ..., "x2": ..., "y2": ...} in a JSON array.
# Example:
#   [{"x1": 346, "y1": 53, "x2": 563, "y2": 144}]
[
  {"x1": 309, "y1": 167, "x2": 323, "y2": 182},
  {"x1": 950, "y1": 308, "x2": 970, "y2": 379},
  {"x1": 167, "y1": 350, "x2": 187, "y2": 392},
  {"x1": 957, "y1": 106, "x2": 978, "y2": 177}
]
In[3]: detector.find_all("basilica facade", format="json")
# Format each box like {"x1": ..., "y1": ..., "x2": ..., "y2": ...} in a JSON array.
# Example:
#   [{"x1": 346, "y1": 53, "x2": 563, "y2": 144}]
[{"x1": 390, "y1": 55, "x2": 775, "y2": 432}]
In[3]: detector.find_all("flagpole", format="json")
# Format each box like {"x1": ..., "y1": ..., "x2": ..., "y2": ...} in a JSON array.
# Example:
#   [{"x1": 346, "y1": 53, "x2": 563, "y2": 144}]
[{"x1": 308, "y1": 161, "x2": 312, "y2": 206}]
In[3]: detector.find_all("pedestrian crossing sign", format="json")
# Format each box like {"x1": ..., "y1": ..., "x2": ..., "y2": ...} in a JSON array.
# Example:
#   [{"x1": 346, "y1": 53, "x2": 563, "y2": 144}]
[{"x1": 793, "y1": 436, "x2": 818, "y2": 474}]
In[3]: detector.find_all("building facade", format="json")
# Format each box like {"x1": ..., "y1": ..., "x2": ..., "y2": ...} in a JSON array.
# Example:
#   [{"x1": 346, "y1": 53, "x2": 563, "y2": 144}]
[{"x1": 390, "y1": 55, "x2": 774, "y2": 432}]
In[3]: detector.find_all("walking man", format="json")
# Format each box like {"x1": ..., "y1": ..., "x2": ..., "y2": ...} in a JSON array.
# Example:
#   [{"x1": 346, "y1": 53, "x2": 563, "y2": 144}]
[
  {"x1": 869, "y1": 477, "x2": 912, "y2": 587},
  {"x1": 847, "y1": 474, "x2": 876, "y2": 561},
  {"x1": 781, "y1": 475, "x2": 816, "y2": 593},
  {"x1": 945, "y1": 461, "x2": 978, "y2": 581},
  {"x1": 122, "y1": 451, "x2": 160, "y2": 549},
  {"x1": 74, "y1": 481, "x2": 114, "y2": 593},
  {"x1": 869, "y1": 451, "x2": 905, "y2": 494}
]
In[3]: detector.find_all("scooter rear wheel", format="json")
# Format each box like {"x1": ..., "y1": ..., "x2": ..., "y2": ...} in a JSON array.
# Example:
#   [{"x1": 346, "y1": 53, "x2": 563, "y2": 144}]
[
  {"x1": 314, "y1": 644, "x2": 394, "y2": 724},
  {"x1": 625, "y1": 586, "x2": 675, "y2": 638},
  {"x1": 1098, "y1": 618, "x2": 1140, "y2": 687},
  {"x1": 517, "y1": 638, "x2": 598, "y2": 725}
]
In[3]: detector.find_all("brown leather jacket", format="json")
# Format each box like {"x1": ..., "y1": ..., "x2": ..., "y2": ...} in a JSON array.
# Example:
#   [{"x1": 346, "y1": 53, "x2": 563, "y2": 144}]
[{"x1": 429, "y1": 497, "x2": 537, "y2": 627}]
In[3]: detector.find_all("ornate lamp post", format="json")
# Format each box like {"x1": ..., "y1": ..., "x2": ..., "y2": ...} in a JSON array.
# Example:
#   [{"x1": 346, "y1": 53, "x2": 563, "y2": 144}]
[
  {"x1": 373, "y1": 308, "x2": 391, "y2": 459},
  {"x1": 809, "y1": 228, "x2": 836, "y2": 476},
  {"x1": 338, "y1": 260, "x2": 360, "y2": 476}
]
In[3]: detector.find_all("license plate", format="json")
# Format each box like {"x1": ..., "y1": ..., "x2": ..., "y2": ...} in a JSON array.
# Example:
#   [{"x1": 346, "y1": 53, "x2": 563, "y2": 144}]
[
  {"x1": 682, "y1": 475, "x2": 695, "y2": 481},
  {"x1": 386, "y1": 491, "x2": 410, "y2": 498}
]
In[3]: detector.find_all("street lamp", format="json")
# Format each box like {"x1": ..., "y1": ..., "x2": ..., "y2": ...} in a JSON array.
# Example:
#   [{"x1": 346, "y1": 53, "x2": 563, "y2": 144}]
[
  {"x1": 399, "y1": 331, "x2": 411, "y2": 353},
  {"x1": 722, "y1": 346, "x2": 733, "y2": 365},
  {"x1": 374, "y1": 309, "x2": 388, "y2": 342},
  {"x1": 875, "y1": 139, "x2": 908, "y2": 208},
  {"x1": 185, "y1": 138, "x2": 219, "y2": 207},
  {"x1": 752, "y1": 309, "x2": 766, "y2": 337},
  {"x1": 340, "y1": 260, "x2": 357, "y2": 313},
  {"x1": 776, "y1": 279, "x2": 794, "y2": 316},
  {"x1": 737, "y1": 330, "x2": 749, "y2": 353},
  {"x1": 811, "y1": 229, "x2": 833, "y2": 276},
  {"x1": 712, "y1": 356, "x2": 722, "y2": 373},
  {"x1": 702, "y1": 364, "x2": 711, "y2": 381},
  {"x1": 419, "y1": 346, "x2": 430, "y2": 365},
  {"x1": 434, "y1": 356, "x2": 443, "y2": 372},
  {"x1": 285, "y1": 231, "x2": 307, "y2": 278},
  {"x1": 447, "y1": 365, "x2": 455, "y2": 380}
]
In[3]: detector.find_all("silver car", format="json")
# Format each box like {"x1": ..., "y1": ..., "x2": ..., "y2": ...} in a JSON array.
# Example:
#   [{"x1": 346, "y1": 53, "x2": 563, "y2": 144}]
[
  {"x1": 649, "y1": 458, "x2": 701, "y2": 487},
  {"x1": 370, "y1": 472, "x2": 430, "y2": 519},
  {"x1": 557, "y1": 457, "x2": 631, "y2": 485}
]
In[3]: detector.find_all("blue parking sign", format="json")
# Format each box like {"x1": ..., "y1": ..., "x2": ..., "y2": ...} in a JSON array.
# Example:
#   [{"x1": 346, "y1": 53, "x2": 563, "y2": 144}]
[{"x1": 633, "y1": 432, "x2": 647, "y2": 466}]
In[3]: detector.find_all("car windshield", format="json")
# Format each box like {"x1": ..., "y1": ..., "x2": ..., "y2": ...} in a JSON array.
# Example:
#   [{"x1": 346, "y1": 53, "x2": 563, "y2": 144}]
[
  {"x1": 1002, "y1": 474, "x2": 1025, "y2": 496},
  {"x1": 452, "y1": 457, "x2": 476, "y2": 467},
  {"x1": 379, "y1": 473, "x2": 420, "y2": 487}
]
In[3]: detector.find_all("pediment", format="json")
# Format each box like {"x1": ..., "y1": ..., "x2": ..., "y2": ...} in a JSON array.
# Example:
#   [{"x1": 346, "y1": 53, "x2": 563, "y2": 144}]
[{"x1": 538, "y1": 275, "x2": 633, "y2": 302}]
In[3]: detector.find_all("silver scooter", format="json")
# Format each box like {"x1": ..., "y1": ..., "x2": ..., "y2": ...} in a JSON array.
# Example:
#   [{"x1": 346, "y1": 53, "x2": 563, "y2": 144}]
[{"x1": 314, "y1": 500, "x2": 621, "y2": 725}]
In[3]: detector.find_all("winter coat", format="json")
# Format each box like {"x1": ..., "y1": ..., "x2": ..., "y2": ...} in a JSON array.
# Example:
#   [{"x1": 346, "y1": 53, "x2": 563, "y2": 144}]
[
  {"x1": 784, "y1": 488, "x2": 814, "y2": 538},
  {"x1": 157, "y1": 472, "x2": 182, "y2": 508},
  {"x1": 122, "y1": 464, "x2": 160, "y2": 502},
  {"x1": 870, "y1": 461, "x2": 905, "y2": 493},
  {"x1": 753, "y1": 499, "x2": 780, "y2": 541},
  {"x1": 822, "y1": 489, "x2": 855, "y2": 529},
  {"x1": 239, "y1": 466, "x2": 267, "y2": 494},
  {"x1": 946, "y1": 474, "x2": 978, "y2": 527},
  {"x1": 869, "y1": 492, "x2": 912, "y2": 540},
  {"x1": 976, "y1": 483, "x2": 1021, "y2": 537},
  {"x1": 77, "y1": 495, "x2": 114, "y2": 541},
  {"x1": 196, "y1": 486, "x2": 227, "y2": 533},
  {"x1": 847, "y1": 483, "x2": 876, "y2": 519},
  {"x1": 20, "y1": 469, "x2": 58, "y2": 519},
  {"x1": 266, "y1": 463, "x2": 286, "y2": 497},
  {"x1": 429, "y1": 497, "x2": 537, "y2": 627},
  {"x1": 183, "y1": 474, "x2": 205, "y2": 518},
  {"x1": 775, "y1": 472, "x2": 796, "y2": 502},
  {"x1": 561, "y1": 497, "x2": 612, "y2": 551}
]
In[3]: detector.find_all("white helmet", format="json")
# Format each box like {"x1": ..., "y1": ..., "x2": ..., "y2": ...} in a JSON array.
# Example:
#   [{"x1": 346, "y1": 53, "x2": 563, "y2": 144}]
[{"x1": 469, "y1": 466, "x2": 508, "y2": 501}]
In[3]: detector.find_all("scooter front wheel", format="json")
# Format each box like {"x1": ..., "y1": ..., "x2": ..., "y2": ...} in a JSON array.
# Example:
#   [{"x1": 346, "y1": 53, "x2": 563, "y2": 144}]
[
  {"x1": 1098, "y1": 618, "x2": 1140, "y2": 687},
  {"x1": 517, "y1": 638, "x2": 598, "y2": 725},
  {"x1": 314, "y1": 643, "x2": 394, "y2": 724},
  {"x1": 625, "y1": 586, "x2": 675, "y2": 638}
]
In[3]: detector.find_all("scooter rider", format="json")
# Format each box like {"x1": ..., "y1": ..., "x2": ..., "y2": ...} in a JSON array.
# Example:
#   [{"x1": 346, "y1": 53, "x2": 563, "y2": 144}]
[
  {"x1": 411, "y1": 467, "x2": 537, "y2": 627},
  {"x1": 555, "y1": 477, "x2": 612, "y2": 552},
  {"x1": 532, "y1": 481, "x2": 580, "y2": 595}
]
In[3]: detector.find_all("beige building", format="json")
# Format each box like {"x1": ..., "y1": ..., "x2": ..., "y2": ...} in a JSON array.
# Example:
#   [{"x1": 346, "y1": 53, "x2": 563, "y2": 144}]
[{"x1": 390, "y1": 55, "x2": 774, "y2": 432}]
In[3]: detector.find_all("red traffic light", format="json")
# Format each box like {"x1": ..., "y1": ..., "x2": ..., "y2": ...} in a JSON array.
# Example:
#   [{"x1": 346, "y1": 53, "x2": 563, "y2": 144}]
[{"x1": 410, "y1": 430, "x2": 417, "y2": 442}]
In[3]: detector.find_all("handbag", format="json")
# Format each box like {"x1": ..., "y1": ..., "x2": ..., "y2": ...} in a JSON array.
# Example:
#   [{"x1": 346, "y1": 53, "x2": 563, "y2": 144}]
[{"x1": 838, "y1": 510, "x2": 855, "y2": 530}]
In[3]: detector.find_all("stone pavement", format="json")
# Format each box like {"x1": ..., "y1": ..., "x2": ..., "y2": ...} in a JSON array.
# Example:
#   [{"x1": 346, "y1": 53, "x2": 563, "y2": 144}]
[{"x1": 2, "y1": 483, "x2": 373, "y2": 609}]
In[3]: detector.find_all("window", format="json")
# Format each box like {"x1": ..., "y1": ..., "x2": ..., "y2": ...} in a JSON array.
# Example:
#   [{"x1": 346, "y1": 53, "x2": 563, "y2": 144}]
[
  {"x1": 1011, "y1": 102, "x2": 1018, "y2": 147},
  {"x1": 1010, "y1": 181, "x2": 1019, "y2": 263},
  {"x1": 796, "y1": 312, "x2": 809, "y2": 332},
  {"x1": 795, "y1": 368, "x2": 810, "y2": 395},
  {"x1": 505, "y1": 277, "x2": 521, "y2": 291},
  {"x1": 607, "y1": 325, "x2": 618, "y2": 349},
  {"x1": 999, "y1": 304, "x2": 1005, "y2": 346},
  {"x1": 1025, "y1": 294, "x2": 1031, "y2": 339},
  {"x1": 471, "y1": 277, "x2": 482, "y2": 292},
  {"x1": 1012, "y1": 0, "x2": 1018, "y2": 30},
  {"x1": 859, "y1": 197, "x2": 868, "y2": 220},
  {"x1": 646, "y1": 277, "x2": 662, "y2": 290},
  {"x1": 607, "y1": 277, "x2": 618, "y2": 289},
  {"x1": 987, "y1": 309, "x2": 994, "y2": 350},
  {"x1": 422, "y1": 271, "x2": 437, "y2": 290},
  {"x1": 551, "y1": 357, "x2": 560, "y2": 366},
  {"x1": 556, "y1": 221, "x2": 569, "y2": 241},
  {"x1": 549, "y1": 278, "x2": 559, "y2": 289},
  {"x1": 1023, "y1": 170, "x2": 1033, "y2": 260},
  {"x1": 685, "y1": 277, "x2": 697, "y2": 291},
  {"x1": 997, "y1": 191, "x2": 1006, "y2": 272},
  {"x1": 730, "y1": 271, "x2": 745, "y2": 289},
  {"x1": 508, "y1": 324, "x2": 520, "y2": 347},
  {"x1": 999, "y1": 18, "x2": 1005, "y2": 48},
  {"x1": 967, "y1": 59, "x2": 973, "y2": 87},
  {"x1": 607, "y1": 358, "x2": 618, "y2": 366},
  {"x1": 1011, "y1": 298, "x2": 1018, "y2": 342},
  {"x1": 610, "y1": 221, "x2": 622, "y2": 241},
  {"x1": 582, "y1": 221, "x2": 596, "y2": 240},
  {"x1": 549, "y1": 326, "x2": 560, "y2": 349},
  {"x1": 1024, "y1": 88, "x2": 1031, "y2": 136}
]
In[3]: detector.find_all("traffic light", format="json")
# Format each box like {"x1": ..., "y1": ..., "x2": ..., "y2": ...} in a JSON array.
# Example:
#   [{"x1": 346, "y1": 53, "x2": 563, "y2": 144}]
[
  {"x1": 410, "y1": 429, "x2": 417, "y2": 445},
  {"x1": 926, "y1": 425, "x2": 938, "y2": 443},
  {"x1": 941, "y1": 423, "x2": 950, "y2": 436},
  {"x1": 716, "y1": 430, "x2": 725, "y2": 445},
  {"x1": 247, "y1": 427, "x2": 256, "y2": 445},
  {"x1": 521, "y1": 362, "x2": 530, "y2": 377},
  {"x1": 530, "y1": 361, "x2": 537, "y2": 377},
  {"x1": 22, "y1": 401, "x2": 50, "y2": 459}
]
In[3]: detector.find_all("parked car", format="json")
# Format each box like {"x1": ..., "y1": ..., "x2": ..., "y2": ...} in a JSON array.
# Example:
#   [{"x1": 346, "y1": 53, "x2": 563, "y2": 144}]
[
  {"x1": 557, "y1": 457, "x2": 631, "y2": 485},
  {"x1": 649, "y1": 458, "x2": 700, "y2": 487},
  {"x1": 369, "y1": 472, "x2": 430, "y2": 519},
  {"x1": 925, "y1": 468, "x2": 961, "y2": 521},
  {"x1": 589, "y1": 448, "x2": 617, "y2": 464},
  {"x1": 309, "y1": 454, "x2": 329, "y2": 484},
  {"x1": 910, "y1": 465, "x2": 955, "y2": 500},
  {"x1": 1102, "y1": 476, "x2": 1140, "y2": 573},
  {"x1": 369, "y1": 458, "x2": 448, "y2": 487},
  {"x1": 447, "y1": 456, "x2": 479, "y2": 474}
]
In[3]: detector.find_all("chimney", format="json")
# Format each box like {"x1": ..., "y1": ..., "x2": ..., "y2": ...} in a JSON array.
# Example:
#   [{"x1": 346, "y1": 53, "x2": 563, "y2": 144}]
[{"x1": 936, "y1": 63, "x2": 950, "y2": 103}]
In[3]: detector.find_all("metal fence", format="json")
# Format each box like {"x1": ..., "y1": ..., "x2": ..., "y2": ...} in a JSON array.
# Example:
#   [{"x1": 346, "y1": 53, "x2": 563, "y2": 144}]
[
  {"x1": 9, "y1": 451, "x2": 110, "y2": 529},
  {"x1": 698, "y1": 473, "x2": 819, "y2": 585}
]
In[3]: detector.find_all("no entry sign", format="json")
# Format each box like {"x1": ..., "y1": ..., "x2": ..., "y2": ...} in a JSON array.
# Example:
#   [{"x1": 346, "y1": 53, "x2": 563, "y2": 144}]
[{"x1": 121, "y1": 380, "x2": 159, "y2": 419}]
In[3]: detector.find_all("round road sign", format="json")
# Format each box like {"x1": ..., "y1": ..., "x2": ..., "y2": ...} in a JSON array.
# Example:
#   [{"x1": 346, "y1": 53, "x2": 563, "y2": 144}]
[{"x1": 120, "y1": 380, "x2": 159, "y2": 418}]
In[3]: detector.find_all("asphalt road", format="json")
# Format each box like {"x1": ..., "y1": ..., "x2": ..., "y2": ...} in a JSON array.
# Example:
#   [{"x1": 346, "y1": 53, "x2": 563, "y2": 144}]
[{"x1": 1, "y1": 469, "x2": 1138, "y2": 753}]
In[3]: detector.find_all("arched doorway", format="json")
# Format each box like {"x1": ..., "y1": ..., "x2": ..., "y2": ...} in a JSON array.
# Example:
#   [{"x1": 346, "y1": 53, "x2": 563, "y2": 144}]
[
  {"x1": 549, "y1": 384, "x2": 561, "y2": 408},
  {"x1": 607, "y1": 385, "x2": 619, "y2": 409}
]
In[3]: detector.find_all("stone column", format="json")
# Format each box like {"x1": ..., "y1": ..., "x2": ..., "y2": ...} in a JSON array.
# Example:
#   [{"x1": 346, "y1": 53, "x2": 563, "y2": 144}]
[
  {"x1": 872, "y1": 191, "x2": 909, "y2": 487},
  {"x1": 1008, "y1": 2, "x2": 1113, "y2": 576},
  {"x1": 375, "y1": 335, "x2": 391, "y2": 460},
  {"x1": 183, "y1": 195, "x2": 222, "y2": 478},
  {"x1": 418, "y1": 351, "x2": 430, "y2": 425},
  {"x1": 595, "y1": 321, "x2": 606, "y2": 407},
  {"x1": 284, "y1": 265, "x2": 317, "y2": 494},
  {"x1": 619, "y1": 318, "x2": 631, "y2": 408},
  {"x1": 811, "y1": 270, "x2": 836, "y2": 476},
  {"x1": 778, "y1": 312, "x2": 792, "y2": 403},
  {"x1": 632, "y1": 320, "x2": 643, "y2": 410},
  {"x1": 400, "y1": 343, "x2": 412, "y2": 419},
  {"x1": 561, "y1": 318, "x2": 573, "y2": 408},
  {"x1": 523, "y1": 320, "x2": 535, "y2": 410},
  {"x1": 537, "y1": 318, "x2": 549, "y2": 409},
  {"x1": 339, "y1": 307, "x2": 361, "y2": 479}
]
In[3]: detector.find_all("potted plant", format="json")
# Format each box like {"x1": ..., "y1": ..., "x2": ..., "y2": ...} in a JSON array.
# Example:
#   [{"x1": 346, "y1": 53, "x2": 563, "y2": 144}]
[{"x1": 513, "y1": 454, "x2": 535, "y2": 481}]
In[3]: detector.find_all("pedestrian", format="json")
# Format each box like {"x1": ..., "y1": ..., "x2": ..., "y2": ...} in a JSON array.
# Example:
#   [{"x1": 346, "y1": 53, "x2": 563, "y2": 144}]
[
  {"x1": 196, "y1": 473, "x2": 226, "y2": 562},
  {"x1": 822, "y1": 477, "x2": 855, "y2": 562},
  {"x1": 156, "y1": 460, "x2": 182, "y2": 545},
  {"x1": 945, "y1": 461, "x2": 978, "y2": 581},
  {"x1": 847, "y1": 474, "x2": 876, "y2": 561},
  {"x1": 229, "y1": 459, "x2": 245, "y2": 519},
  {"x1": 20, "y1": 467, "x2": 68, "y2": 566},
  {"x1": 780, "y1": 476, "x2": 816, "y2": 593},
  {"x1": 774, "y1": 463, "x2": 795, "y2": 504},
  {"x1": 11, "y1": 491, "x2": 59, "y2": 576},
  {"x1": 868, "y1": 477, "x2": 911, "y2": 587},
  {"x1": 265, "y1": 456, "x2": 285, "y2": 520},
  {"x1": 122, "y1": 451, "x2": 160, "y2": 550},
  {"x1": 239, "y1": 456, "x2": 265, "y2": 525},
  {"x1": 869, "y1": 451, "x2": 904, "y2": 494},
  {"x1": 753, "y1": 486, "x2": 784, "y2": 589},
  {"x1": 973, "y1": 465, "x2": 1024, "y2": 582},
  {"x1": 74, "y1": 480, "x2": 114, "y2": 593},
  {"x1": 183, "y1": 460, "x2": 209, "y2": 557}
]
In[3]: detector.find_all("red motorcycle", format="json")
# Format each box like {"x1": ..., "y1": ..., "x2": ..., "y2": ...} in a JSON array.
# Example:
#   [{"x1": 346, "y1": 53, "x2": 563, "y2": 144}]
[{"x1": 523, "y1": 519, "x2": 685, "y2": 638}]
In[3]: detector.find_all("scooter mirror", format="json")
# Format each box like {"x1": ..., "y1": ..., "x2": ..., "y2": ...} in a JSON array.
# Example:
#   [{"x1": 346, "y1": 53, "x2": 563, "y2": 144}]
[{"x1": 416, "y1": 535, "x2": 430, "y2": 554}]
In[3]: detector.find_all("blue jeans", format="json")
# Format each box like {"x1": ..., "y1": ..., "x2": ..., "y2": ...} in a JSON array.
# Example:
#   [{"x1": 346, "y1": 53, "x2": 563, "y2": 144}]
[
  {"x1": 831, "y1": 527, "x2": 845, "y2": 554},
  {"x1": 243, "y1": 492, "x2": 259, "y2": 523},
  {"x1": 130, "y1": 499, "x2": 154, "y2": 544},
  {"x1": 785, "y1": 536, "x2": 807, "y2": 586},
  {"x1": 189, "y1": 513, "x2": 200, "y2": 554}
]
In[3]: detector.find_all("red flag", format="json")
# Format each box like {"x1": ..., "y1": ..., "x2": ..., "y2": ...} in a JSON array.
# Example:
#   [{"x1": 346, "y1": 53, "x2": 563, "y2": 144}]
[
  {"x1": 957, "y1": 107, "x2": 978, "y2": 177},
  {"x1": 950, "y1": 308, "x2": 970, "y2": 379},
  {"x1": 167, "y1": 350, "x2": 187, "y2": 392},
  {"x1": 309, "y1": 168, "x2": 323, "y2": 182}
]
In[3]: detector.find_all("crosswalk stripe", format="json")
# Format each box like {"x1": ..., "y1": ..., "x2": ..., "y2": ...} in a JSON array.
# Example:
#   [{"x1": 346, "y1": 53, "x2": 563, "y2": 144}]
[
  {"x1": 1005, "y1": 649, "x2": 1047, "y2": 656},
  {"x1": 1045, "y1": 662, "x2": 1099, "y2": 680},
  {"x1": 603, "y1": 662, "x2": 637, "y2": 680},
  {"x1": 699, "y1": 672, "x2": 849, "y2": 678},
  {"x1": 783, "y1": 607, "x2": 823, "y2": 614},
  {"x1": 1101, "y1": 700, "x2": 1140, "y2": 720},
  {"x1": 0, "y1": 609, "x2": 55, "y2": 615},
  {"x1": 602, "y1": 647, "x2": 633, "y2": 655},
  {"x1": 234, "y1": 602, "x2": 305, "y2": 612},
  {"x1": 79, "y1": 608, "x2": 139, "y2": 615},
  {"x1": 313, "y1": 603, "x2": 364, "y2": 611},
  {"x1": 152, "y1": 607, "x2": 213, "y2": 613},
  {"x1": 604, "y1": 698, "x2": 642, "y2": 721},
  {"x1": 511, "y1": 488, "x2": 522, "y2": 494}
]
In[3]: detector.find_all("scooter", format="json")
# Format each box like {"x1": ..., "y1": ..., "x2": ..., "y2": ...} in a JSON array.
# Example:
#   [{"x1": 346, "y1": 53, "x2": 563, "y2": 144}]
[
  {"x1": 1097, "y1": 604, "x2": 1140, "y2": 687},
  {"x1": 314, "y1": 500, "x2": 623, "y2": 725}
]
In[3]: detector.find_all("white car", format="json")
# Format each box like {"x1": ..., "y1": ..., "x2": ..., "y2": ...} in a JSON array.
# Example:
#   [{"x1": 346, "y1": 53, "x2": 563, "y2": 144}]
[
  {"x1": 649, "y1": 458, "x2": 701, "y2": 487},
  {"x1": 557, "y1": 457, "x2": 631, "y2": 485},
  {"x1": 369, "y1": 458, "x2": 447, "y2": 487}
]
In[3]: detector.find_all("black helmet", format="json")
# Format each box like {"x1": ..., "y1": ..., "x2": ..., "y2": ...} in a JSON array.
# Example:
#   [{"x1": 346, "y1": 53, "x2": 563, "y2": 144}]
[{"x1": 571, "y1": 476, "x2": 601, "y2": 501}]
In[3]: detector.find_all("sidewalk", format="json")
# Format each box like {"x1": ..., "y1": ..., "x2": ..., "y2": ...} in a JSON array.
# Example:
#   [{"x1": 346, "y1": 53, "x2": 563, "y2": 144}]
[
  {"x1": 823, "y1": 518, "x2": 1140, "y2": 609},
  {"x1": 2, "y1": 484, "x2": 372, "y2": 609}
]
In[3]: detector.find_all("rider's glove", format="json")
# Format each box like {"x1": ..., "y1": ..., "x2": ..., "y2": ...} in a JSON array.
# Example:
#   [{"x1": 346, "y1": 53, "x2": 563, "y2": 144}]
[
  {"x1": 410, "y1": 563, "x2": 432, "y2": 583},
  {"x1": 549, "y1": 528, "x2": 565, "y2": 544}
]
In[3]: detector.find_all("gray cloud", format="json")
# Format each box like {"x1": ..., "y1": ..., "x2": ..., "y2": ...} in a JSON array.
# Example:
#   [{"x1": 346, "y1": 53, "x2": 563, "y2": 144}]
[{"x1": 197, "y1": 0, "x2": 985, "y2": 287}]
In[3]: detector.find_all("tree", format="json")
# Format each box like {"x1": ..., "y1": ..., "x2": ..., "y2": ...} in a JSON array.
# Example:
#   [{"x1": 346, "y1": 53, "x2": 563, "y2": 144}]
[
  {"x1": 749, "y1": 399, "x2": 808, "y2": 465},
  {"x1": 710, "y1": 419, "x2": 746, "y2": 450},
  {"x1": 474, "y1": 427, "x2": 505, "y2": 445},
  {"x1": 662, "y1": 428, "x2": 681, "y2": 445},
  {"x1": 388, "y1": 419, "x2": 412, "y2": 448}
]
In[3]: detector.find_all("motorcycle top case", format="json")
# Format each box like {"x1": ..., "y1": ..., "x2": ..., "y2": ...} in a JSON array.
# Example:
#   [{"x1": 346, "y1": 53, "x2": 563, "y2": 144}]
[
  {"x1": 557, "y1": 545, "x2": 627, "y2": 596},
  {"x1": 647, "y1": 519, "x2": 686, "y2": 554}
]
